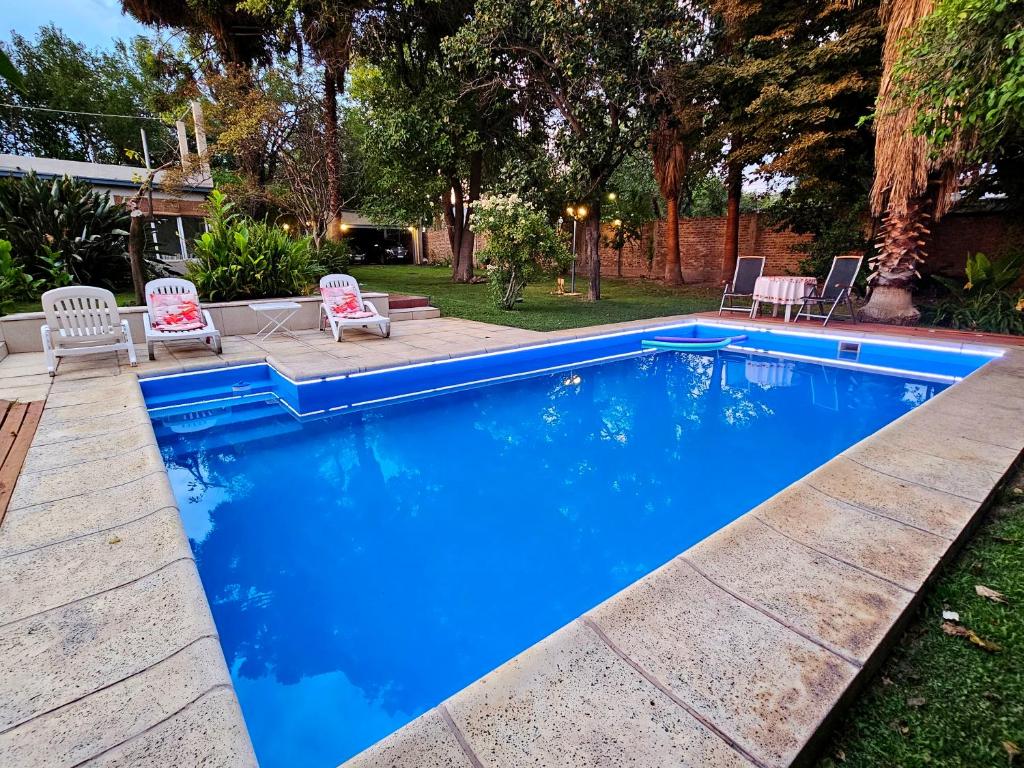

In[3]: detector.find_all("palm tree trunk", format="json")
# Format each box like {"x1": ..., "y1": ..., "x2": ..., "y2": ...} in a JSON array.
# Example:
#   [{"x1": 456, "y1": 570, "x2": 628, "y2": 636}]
[
  {"x1": 858, "y1": 197, "x2": 929, "y2": 324},
  {"x1": 663, "y1": 196, "x2": 683, "y2": 284}
]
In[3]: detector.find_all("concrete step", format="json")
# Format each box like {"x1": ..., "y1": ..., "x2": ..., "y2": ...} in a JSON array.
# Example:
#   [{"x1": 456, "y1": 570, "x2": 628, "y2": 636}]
[{"x1": 389, "y1": 306, "x2": 441, "y2": 321}]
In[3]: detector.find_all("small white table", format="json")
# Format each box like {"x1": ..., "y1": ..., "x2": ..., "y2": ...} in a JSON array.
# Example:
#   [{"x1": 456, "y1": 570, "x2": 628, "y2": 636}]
[
  {"x1": 751, "y1": 276, "x2": 818, "y2": 322},
  {"x1": 250, "y1": 301, "x2": 302, "y2": 340}
]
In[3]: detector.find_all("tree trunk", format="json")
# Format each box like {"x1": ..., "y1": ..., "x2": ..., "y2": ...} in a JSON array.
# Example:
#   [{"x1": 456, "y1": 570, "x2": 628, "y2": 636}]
[
  {"x1": 128, "y1": 213, "x2": 147, "y2": 305},
  {"x1": 722, "y1": 158, "x2": 742, "y2": 282},
  {"x1": 453, "y1": 151, "x2": 483, "y2": 283},
  {"x1": 663, "y1": 196, "x2": 682, "y2": 285},
  {"x1": 586, "y1": 196, "x2": 602, "y2": 301},
  {"x1": 324, "y1": 65, "x2": 341, "y2": 240},
  {"x1": 858, "y1": 199, "x2": 930, "y2": 324}
]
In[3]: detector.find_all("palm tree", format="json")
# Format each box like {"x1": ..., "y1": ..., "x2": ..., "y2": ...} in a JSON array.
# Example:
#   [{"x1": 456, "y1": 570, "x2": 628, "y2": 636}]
[
  {"x1": 860, "y1": 0, "x2": 958, "y2": 324},
  {"x1": 651, "y1": 114, "x2": 690, "y2": 285}
]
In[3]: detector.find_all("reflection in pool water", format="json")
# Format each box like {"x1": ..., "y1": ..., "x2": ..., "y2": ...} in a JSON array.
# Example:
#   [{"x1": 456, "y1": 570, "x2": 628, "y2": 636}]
[{"x1": 152, "y1": 350, "x2": 946, "y2": 767}]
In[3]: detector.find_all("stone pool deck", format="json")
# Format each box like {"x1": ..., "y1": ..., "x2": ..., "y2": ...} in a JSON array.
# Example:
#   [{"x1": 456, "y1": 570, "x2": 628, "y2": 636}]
[{"x1": 0, "y1": 315, "x2": 1021, "y2": 767}]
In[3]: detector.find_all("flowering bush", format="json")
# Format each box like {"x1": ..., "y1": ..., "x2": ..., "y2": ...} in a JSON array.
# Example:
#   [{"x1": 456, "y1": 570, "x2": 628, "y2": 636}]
[{"x1": 472, "y1": 194, "x2": 569, "y2": 309}]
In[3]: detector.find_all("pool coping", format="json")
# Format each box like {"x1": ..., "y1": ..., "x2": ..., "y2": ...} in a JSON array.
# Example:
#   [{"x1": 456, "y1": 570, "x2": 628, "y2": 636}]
[{"x1": 1, "y1": 315, "x2": 1020, "y2": 767}]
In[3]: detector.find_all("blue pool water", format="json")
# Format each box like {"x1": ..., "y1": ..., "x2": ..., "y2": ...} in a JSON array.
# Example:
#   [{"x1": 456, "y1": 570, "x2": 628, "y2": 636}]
[{"x1": 145, "y1": 326, "x2": 992, "y2": 768}]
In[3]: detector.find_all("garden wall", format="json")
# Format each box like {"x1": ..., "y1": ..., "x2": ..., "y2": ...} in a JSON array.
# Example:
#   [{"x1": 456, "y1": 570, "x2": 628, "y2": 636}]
[{"x1": 424, "y1": 210, "x2": 1019, "y2": 283}]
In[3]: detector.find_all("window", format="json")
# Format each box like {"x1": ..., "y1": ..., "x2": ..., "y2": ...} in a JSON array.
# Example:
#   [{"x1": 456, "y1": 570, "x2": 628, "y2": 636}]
[{"x1": 150, "y1": 216, "x2": 206, "y2": 261}]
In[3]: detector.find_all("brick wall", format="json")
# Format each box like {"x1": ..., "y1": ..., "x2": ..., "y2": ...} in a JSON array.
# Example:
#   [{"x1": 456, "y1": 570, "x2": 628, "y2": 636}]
[
  {"x1": 425, "y1": 210, "x2": 1018, "y2": 282},
  {"x1": 581, "y1": 214, "x2": 808, "y2": 282},
  {"x1": 924, "y1": 212, "x2": 1019, "y2": 277}
]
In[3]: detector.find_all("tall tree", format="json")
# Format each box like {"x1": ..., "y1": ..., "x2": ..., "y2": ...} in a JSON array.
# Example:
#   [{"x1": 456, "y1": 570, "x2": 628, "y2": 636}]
[
  {"x1": 0, "y1": 26, "x2": 173, "y2": 164},
  {"x1": 454, "y1": 0, "x2": 695, "y2": 300},
  {"x1": 704, "y1": 0, "x2": 882, "y2": 281},
  {"x1": 859, "y1": 0, "x2": 958, "y2": 323},
  {"x1": 651, "y1": 113, "x2": 692, "y2": 284},
  {"x1": 355, "y1": 0, "x2": 513, "y2": 282}
]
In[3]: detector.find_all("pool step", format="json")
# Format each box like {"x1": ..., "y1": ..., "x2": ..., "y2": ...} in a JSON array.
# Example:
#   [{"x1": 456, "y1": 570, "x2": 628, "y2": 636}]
[{"x1": 389, "y1": 305, "x2": 441, "y2": 321}]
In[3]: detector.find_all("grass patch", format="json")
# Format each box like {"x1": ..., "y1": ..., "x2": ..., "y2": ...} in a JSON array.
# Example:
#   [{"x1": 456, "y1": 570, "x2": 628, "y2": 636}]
[
  {"x1": 350, "y1": 264, "x2": 720, "y2": 332},
  {"x1": 818, "y1": 472, "x2": 1024, "y2": 768},
  {"x1": 4, "y1": 292, "x2": 136, "y2": 315}
]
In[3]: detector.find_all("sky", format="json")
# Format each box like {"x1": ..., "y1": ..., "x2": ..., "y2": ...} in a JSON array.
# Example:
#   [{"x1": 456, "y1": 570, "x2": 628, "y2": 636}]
[{"x1": 3, "y1": 0, "x2": 147, "y2": 50}]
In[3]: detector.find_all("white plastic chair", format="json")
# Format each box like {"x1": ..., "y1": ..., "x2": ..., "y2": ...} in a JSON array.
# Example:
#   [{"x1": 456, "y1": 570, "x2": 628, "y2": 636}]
[
  {"x1": 143, "y1": 277, "x2": 222, "y2": 360},
  {"x1": 41, "y1": 286, "x2": 137, "y2": 376},
  {"x1": 319, "y1": 274, "x2": 390, "y2": 341}
]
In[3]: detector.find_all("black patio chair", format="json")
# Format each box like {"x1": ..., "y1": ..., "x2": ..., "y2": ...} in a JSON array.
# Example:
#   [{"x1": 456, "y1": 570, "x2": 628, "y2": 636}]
[
  {"x1": 793, "y1": 255, "x2": 864, "y2": 326},
  {"x1": 718, "y1": 256, "x2": 766, "y2": 316}
]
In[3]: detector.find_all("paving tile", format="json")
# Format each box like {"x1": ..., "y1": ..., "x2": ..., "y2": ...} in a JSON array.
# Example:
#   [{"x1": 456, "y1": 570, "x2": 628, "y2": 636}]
[
  {"x1": 870, "y1": 410, "x2": 1022, "y2": 473},
  {"x1": 0, "y1": 508, "x2": 191, "y2": 626},
  {"x1": 843, "y1": 438, "x2": 1004, "y2": 502},
  {"x1": 755, "y1": 484, "x2": 949, "y2": 591},
  {"x1": 446, "y1": 620, "x2": 755, "y2": 768},
  {"x1": 9, "y1": 443, "x2": 164, "y2": 510},
  {"x1": 45, "y1": 379, "x2": 141, "y2": 409},
  {"x1": 31, "y1": 405, "x2": 152, "y2": 446},
  {"x1": 587, "y1": 557, "x2": 856, "y2": 767},
  {"x1": 343, "y1": 709, "x2": 474, "y2": 768},
  {"x1": 0, "y1": 472, "x2": 177, "y2": 557},
  {"x1": 805, "y1": 457, "x2": 978, "y2": 541},
  {"x1": 0, "y1": 384, "x2": 51, "y2": 401},
  {"x1": 0, "y1": 372, "x2": 53, "y2": 388},
  {"x1": 79, "y1": 685, "x2": 256, "y2": 768},
  {"x1": 683, "y1": 515, "x2": 912, "y2": 664},
  {"x1": 0, "y1": 638, "x2": 228, "y2": 768},
  {"x1": 0, "y1": 559, "x2": 215, "y2": 731}
]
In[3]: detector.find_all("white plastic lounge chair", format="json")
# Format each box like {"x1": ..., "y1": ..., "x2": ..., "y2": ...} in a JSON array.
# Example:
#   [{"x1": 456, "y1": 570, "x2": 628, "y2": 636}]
[
  {"x1": 319, "y1": 274, "x2": 391, "y2": 341},
  {"x1": 41, "y1": 286, "x2": 137, "y2": 376},
  {"x1": 793, "y1": 255, "x2": 864, "y2": 326},
  {"x1": 718, "y1": 256, "x2": 766, "y2": 316},
  {"x1": 143, "y1": 277, "x2": 222, "y2": 360}
]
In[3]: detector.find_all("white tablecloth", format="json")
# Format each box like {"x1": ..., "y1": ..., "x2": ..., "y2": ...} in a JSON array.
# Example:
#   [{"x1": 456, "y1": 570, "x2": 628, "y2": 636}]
[{"x1": 752, "y1": 276, "x2": 818, "y2": 305}]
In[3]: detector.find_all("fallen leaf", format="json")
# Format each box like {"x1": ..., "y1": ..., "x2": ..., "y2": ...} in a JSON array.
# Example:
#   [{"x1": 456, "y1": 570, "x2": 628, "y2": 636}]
[
  {"x1": 882, "y1": 676, "x2": 895, "y2": 686},
  {"x1": 941, "y1": 621, "x2": 1001, "y2": 652},
  {"x1": 835, "y1": 748, "x2": 846, "y2": 762},
  {"x1": 942, "y1": 610, "x2": 961, "y2": 622},
  {"x1": 906, "y1": 697, "x2": 927, "y2": 708},
  {"x1": 1012, "y1": 487, "x2": 1023, "y2": 496},
  {"x1": 976, "y1": 584, "x2": 1008, "y2": 604},
  {"x1": 108, "y1": 536, "x2": 122, "y2": 545}
]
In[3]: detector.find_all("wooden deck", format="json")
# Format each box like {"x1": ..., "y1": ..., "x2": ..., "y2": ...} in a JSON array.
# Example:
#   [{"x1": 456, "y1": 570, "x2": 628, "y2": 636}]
[{"x1": 0, "y1": 399, "x2": 44, "y2": 527}]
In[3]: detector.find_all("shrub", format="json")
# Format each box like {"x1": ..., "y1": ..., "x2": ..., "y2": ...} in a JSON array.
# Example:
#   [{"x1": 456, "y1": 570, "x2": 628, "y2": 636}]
[
  {"x1": 472, "y1": 194, "x2": 570, "y2": 309},
  {"x1": 0, "y1": 172, "x2": 139, "y2": 289},
  {"x1": 926, "y1": 251, "x2": 1024, "y2": 334},
  {"x1": 0, "y1": 239, "x2": 44, "y2": 314},
  {"x1": 187, "y1": 191, "x2": 319, "y2": 301},
  {"x1": 314, "y1": 238, "x2": 352, "y2": 275}
]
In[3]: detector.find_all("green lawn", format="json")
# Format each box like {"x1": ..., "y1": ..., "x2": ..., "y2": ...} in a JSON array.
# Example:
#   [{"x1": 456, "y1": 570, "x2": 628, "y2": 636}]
[
  {"x1": 350, "y1": 264, "x2": 720, "y2": 332},
  {"x1": 818, "y1": 473, "x2": 1024, "y2": 768}
]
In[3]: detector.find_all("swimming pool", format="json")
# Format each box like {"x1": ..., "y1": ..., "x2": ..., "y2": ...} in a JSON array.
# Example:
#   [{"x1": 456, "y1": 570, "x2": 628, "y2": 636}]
[{"x1": 142, "y1": 322, "x2": 997, "y2": 768}]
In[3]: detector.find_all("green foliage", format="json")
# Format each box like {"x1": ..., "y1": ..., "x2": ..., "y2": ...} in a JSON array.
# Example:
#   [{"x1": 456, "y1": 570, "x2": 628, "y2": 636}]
[
  {"x1": 0, "y1": 25, "x2": 175, "y2": 164},
  {"x1": 894, "y1": 0, "x2": 1024, "y2": 166},
  {"x1": 472, "y1": 194, "x2": 570, "y2": 309},
  {"x1": 38, "y1": 246, "x2": 74, "y2": 289},
  {"x1": 186, "y1": 191, "x2": 319, "y2": 301},
  {"x1": 0, "y1": 172, "x2": 137, "y2": 289},
  {"x1": 0, "y1": 239, "x2": 44, "y2": 314},
  {"x1": 315, "y1": 238, "x2": 352, "y2": 275},
  {"x1": 927, "y1": 251, "x2": 1024, "y2": 334}
]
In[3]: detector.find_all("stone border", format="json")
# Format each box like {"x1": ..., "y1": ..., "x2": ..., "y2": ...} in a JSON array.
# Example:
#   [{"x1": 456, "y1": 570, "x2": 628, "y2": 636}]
[{"x1": 0, "y1": 318, "x2": 1018, "y2": 768}]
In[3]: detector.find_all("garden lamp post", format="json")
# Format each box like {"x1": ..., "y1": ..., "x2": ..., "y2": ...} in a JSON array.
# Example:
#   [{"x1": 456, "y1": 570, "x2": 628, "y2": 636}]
[{"x1": 565, "y1": 205, "x2": 589, "y2": 294}]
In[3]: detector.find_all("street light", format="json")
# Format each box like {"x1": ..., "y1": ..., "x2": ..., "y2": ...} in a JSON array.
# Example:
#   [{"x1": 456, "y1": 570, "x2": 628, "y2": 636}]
[{"x1": 566, "y1": 205, "x2": 589, "y2": 294}]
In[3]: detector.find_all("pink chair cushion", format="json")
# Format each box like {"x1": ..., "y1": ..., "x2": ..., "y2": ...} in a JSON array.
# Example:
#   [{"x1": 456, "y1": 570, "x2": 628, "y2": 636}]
[
  {"x1": 149, "y1": 291, "x2": 206, "y2": 331},
  {"x1": 321, "y1": 286, "x2": 373, "y2": 318}
]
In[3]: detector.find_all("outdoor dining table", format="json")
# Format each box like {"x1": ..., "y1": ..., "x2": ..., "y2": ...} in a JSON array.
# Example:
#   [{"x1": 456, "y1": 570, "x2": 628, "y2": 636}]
[{"x1": 750, "y1": 275, "x2": 819, "y2": 322}]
